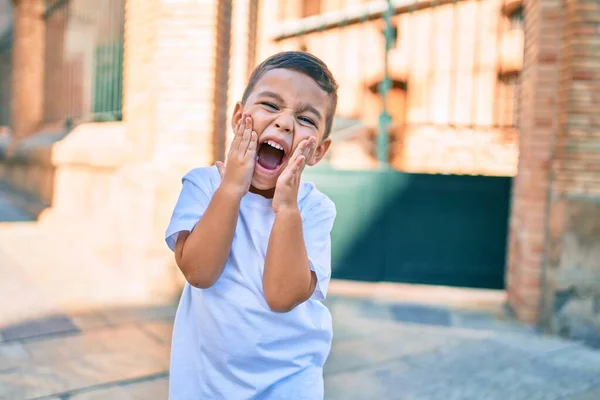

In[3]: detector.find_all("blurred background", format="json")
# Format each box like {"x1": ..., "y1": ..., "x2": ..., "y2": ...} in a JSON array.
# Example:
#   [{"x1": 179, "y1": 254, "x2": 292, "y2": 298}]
[{"x1": 0, "y1": 0, "x2": 599, "y2": 399}]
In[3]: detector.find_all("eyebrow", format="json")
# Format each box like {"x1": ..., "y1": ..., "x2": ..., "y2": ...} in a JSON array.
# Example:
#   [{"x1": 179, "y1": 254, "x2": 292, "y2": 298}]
[{"x1": 257, "y1": 91, "x2": 323, "y2": 122}]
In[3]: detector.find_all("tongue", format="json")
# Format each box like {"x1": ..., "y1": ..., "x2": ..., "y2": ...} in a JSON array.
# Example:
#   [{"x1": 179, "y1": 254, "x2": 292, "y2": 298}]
[{"x1": 258, "y1": 145, "x2": 284, "y2": 170}]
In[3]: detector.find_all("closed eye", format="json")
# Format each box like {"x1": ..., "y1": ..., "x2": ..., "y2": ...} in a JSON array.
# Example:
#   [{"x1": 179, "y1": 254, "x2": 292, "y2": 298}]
[
  {"x1": 298, "y1": 116, "x2": 316, "y2": 127},
  {"x1": 261, "y1": 102, "x2": 279, "y2": 111}
]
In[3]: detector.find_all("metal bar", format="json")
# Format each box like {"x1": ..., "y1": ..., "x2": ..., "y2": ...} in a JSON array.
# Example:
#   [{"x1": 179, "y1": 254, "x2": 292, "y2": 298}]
[
  {"x1": 271, "y1": 0, "x2": 468, "y2": 40},
  {"x1": 448, "y1": 0, "x2": 458, "y2": 125},
  {"x1": 107, "y1": 0, "x2": 115, "y2": 118},
  {"x1": 405, "y1": 0, "x2": 417, "y2": 129},
  {"x1": 426, "y1": 0, "x2": 437, "y2": 124},
  {"x1": 43, "y1": 0, "x2": 69, "y2": 19},
  {"x1": 470, "y1": 0, "x2": 482, "y2": 127},
  {"x1": 377, "y1": 0, "x2": 394, "y2": 167},
  {"x1": 493, "y1": 0, "x2": 505, "y2": 128}
]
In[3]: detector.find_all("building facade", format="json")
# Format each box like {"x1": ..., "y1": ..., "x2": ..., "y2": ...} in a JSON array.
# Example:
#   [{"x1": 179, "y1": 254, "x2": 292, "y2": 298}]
[{"x1": 0, "y1": 0, "x2": 599, "y2": 345}]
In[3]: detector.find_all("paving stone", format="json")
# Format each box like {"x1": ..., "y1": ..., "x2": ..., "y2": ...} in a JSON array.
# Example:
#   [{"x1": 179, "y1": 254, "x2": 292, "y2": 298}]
[
  {"x1": 100, "y1": 304, "x2": 177, "y2": 326},
  {"x1": 0, "y1": 325, "x2": 169, "y2": 399},
  {"x1": 0, "y1": 341, "x2": 29, "y2": 371},
  {"x1": 0, "y1": 314, "x2": 79, "y2": 341},
  {"x1": 399, "y1": 338, "x2": 532, "y2": 378},
  {"x1": 488, "y1": 330, "x2": 578, "y2": 354},
  {"x1": 70, "y1": 312, "x2": 111, "y2": 331},
  {"x1": 69, "y1": 376, "x2": 169, "y2": 400},
  {"x1": 326, "y1": 325, "x2": 466, "y2": 375},
  {"x1": 568, "y1": 386, "x2": 600, "y2": 400},
  {"x1": 325, "y1": 359, "x2": 412, "y2": 400},
  {"x1": 387, "y1": 303, "x2": 451, "y2": 327},
  {"x1": 1, "y1": 296, "x2": 600, "y2": 399},
  {"x1": 138, "y1": 320, "x2": 173, "y2": 345},
  {"x1": 450, "y1": 310, "x2": 534, "y2": 333}
]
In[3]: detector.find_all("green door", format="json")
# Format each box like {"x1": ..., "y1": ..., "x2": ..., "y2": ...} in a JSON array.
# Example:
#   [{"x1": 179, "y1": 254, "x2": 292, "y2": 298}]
[{"x1": 304, "y1": 168, "x2": 511, "y2": 289}]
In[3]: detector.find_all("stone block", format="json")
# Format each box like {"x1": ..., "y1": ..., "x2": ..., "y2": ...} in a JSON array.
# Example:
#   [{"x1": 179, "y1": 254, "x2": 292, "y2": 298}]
[
  {"x1": 51, "y1": 122, "x2": 129, "y2": 168},
  {"x1": 543, "y1": 195, "x2": 600, "y2": 346},
  {"x1": 68, "y1": 376, "x2": 169, "y2": 400},
  {"x1": 1, "y1": 325, "x2": 169, "y2": 399}
]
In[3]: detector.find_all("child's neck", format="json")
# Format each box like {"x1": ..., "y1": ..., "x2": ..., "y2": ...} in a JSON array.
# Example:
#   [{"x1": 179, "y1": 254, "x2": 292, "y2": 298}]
[{"x1": 249, "y1": 185, "x2": 275, "y2": 199}]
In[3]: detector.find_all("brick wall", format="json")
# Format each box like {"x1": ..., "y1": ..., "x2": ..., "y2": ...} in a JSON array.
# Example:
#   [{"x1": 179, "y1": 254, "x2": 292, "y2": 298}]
[
  {"x1": 537, "y1": 0, "x2": 600, "y2": 345},
  {"x1": 553, "y1": 0, "x2": 600, "y2": 197},
  {"x1": 123, "y1": 0, "x2": 230, "y2": 165},
  {"x1": 506, "y1": 0, "x2": 563, "y2": 324},
  {"x1": 11, "y1": 0, "x2": 44, "y2": 138}
]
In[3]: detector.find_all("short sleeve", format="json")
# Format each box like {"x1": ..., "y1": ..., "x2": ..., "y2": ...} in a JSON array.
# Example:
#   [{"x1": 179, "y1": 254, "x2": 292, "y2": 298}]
[
  {"x1": 165, "y1": 169, "x2": 214, "y2": 252},
  {"x1": 303, "y1": 202, "x2": 336, "y2": 301}
]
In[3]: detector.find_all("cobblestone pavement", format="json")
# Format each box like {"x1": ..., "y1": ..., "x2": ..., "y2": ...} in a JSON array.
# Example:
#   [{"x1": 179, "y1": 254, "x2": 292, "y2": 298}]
[{"x1": 1, "y1": 297, "x2": 600, "y2": 400}]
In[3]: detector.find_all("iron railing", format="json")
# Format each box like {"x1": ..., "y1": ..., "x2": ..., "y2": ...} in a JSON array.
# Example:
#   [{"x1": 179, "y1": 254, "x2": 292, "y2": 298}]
[
  {"x1": 0, "y1": 25, "x2": 12, "y2": 127},
  {"x1": 273, "y1": 0, "x2": 523, "y2": 173},
  {"x1": 43, "y1": 0, "x2": 124, "y2": 126}
]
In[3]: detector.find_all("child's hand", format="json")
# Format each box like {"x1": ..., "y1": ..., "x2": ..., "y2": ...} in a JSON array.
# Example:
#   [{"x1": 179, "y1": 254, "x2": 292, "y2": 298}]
[
  {"x1": 272, "y1": 137, "x2": 317, "y2": 214},
  {"x1": 216, "y1": 114, "x2": 258, "y2": 198}
]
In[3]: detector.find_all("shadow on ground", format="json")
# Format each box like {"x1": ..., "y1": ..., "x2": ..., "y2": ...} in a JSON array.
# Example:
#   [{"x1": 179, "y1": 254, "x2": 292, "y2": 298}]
[
  {"x1": 0, "y1": 183, "x2": 37, "y2": 222},
  {"x1": 2, "y1": 297, "x2": 600, "y2": 400}
]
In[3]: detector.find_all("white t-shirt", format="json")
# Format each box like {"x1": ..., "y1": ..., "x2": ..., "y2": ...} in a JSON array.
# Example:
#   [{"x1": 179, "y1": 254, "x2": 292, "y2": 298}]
[{"x1": 165, "y1": 165, "x2": 336, "y2": 400}]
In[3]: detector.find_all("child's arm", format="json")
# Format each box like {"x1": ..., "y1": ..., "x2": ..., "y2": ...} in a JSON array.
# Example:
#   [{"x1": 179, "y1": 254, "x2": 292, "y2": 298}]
[
  {"x1": 263, "y1": 137, "x2": 320, "y2": 312},
  {"x1": 175, "y1": 116, "x2": 258, "y2": 288}
]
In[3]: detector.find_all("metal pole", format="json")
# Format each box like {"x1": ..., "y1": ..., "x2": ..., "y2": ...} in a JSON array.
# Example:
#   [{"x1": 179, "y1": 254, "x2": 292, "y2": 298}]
[{"x1": 377, "y1": 0, "x2": 394, "y2": 167}]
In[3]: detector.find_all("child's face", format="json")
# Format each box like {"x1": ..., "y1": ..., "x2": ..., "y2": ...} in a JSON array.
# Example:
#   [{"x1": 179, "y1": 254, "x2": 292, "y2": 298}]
[{"x1": 232, "y1": 68, "x2": 332, "y2": 191}]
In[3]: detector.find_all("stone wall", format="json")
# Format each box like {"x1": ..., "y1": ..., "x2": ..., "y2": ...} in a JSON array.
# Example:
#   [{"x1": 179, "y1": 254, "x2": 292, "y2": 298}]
[
  {"x1": 543, "y1": 198, "x2": 600, "y2": 346},
  {"x1": 537, "y1": 0, "x2": 600, "y2": 346},
  {"x1": 506, "y1": 0, "x2": 600, "y2": 345},
  {"x1": 11, "y1": 0, "x2": 44, "y2": 139}
]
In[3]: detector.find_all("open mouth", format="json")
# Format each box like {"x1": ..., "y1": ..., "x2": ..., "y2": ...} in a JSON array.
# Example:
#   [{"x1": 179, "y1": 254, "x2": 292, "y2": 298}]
[{"x1": 257, "y1": 140, "x2": 286, "y2": 171}]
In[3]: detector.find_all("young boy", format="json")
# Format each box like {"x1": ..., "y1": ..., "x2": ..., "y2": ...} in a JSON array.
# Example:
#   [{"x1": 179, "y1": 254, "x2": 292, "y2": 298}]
[{"x1": 165, "y1": 51, "x2": 338, "y2": 399}]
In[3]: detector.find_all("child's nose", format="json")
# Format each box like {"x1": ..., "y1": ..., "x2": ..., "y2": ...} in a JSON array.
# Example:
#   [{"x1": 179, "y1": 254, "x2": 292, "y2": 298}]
[{"x1": 274, "y1": 114, "x2": 293, "y2": 133}]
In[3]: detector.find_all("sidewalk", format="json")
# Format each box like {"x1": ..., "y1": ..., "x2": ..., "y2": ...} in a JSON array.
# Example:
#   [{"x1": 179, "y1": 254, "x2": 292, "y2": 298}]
[
  {"x1": 2, "y1": 185, "x2": 600, "y2": 399},
  {"x1": 2, "y1": 296, "x2": 600, "y2": 399}
]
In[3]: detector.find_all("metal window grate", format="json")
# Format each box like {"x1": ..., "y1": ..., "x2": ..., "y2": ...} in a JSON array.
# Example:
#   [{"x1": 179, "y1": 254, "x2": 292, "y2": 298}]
[
  {"x1": 270, "y1": 0, "x2": 522, "y2": 172},
  {"x1": 43, "y1": 0, "x2": 125, "y2": 126}
]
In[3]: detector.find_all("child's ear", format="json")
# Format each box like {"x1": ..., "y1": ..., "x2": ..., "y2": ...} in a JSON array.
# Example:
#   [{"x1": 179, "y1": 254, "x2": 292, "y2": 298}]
[
  {"x1": 231, "y1": 102, "x2": 243, "y2": 132},
  {"x1": 307, "y1": 138, "x2": 331, "y2": 166}
]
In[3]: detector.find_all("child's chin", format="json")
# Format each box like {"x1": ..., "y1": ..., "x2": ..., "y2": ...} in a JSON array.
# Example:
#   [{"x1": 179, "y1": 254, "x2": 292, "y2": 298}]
[{"x1": 251, "y1": 174, "x2": 278, "y2": 191}]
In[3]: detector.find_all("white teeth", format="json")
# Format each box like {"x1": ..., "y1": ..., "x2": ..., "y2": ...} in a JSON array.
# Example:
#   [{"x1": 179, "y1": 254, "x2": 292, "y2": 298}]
[{"x1": 265, "y1": 140, "x2": 283, "y2": 151}]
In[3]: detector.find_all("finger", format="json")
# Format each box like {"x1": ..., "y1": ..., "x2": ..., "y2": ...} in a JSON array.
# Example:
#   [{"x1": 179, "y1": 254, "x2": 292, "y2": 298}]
[
  {"x1": 233, "y1": 118, "x2": 243, "y2": 138},
  {"x1": 289, "y1": 139, "x2": 309, "y2": 165},
  {"x1": 302, "y1": 138, "x2": 315, "y2": 159},
  {"x1": 245, "y1": 131, "x2": 259, "y2": 158},
  {"x1": 230, "y1": 118, "x2": 244, "y2": 152},
  {"x1": 307, "y1": 140, "x2": 317, "y2": 164},
  {"x1": 239, "y1": 114, "x2": 248, "y2": 130},
  {"x1": 215, "y1": 161, "x2": 225, "y2": 178},
  {"x1": 293, "y1": 155, "x2": 306, "y2": 176},
  {"x1": 238, "y1": 118, "x2": 252, "y2": 152},
  {"x1": 229, "y1": 134, "x2": 241, "y2": 158}
]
